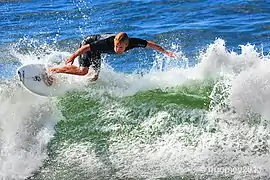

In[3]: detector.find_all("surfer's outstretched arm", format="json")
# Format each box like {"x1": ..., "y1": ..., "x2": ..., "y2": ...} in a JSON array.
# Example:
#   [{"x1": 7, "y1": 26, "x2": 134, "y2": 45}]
[{"x1": 146, "y1": 41, "x2": 176, "y2": 57}]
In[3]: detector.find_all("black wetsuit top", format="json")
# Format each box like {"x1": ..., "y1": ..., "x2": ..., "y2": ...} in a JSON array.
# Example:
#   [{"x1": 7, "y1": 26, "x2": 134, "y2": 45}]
[
  {"x1": 90, "y1": 36, "x2": 148, "y2": 54},
  {"x1": 78, "y1": 35, "x2": 148, "y2": 72}
]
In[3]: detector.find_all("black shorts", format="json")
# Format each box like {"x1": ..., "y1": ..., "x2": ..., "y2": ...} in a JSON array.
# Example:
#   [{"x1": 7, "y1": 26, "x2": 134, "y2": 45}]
[{"x1": 78, "y1": 35, "x2": 101, "y2": 73}]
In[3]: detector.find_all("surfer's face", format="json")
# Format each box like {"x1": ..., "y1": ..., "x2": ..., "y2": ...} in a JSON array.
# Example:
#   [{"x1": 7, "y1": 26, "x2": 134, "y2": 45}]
[{"x1": 114, "y1": 40, "x2": 128, "y2": 54}]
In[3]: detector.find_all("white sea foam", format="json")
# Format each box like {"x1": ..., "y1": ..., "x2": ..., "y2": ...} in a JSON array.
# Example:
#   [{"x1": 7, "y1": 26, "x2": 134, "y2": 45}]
[
  {"x1": 0, "y1": 80, "x2": 62, "y2": 179},
  {"x1": 3, "y1": 38, "x2": 270, "y2": 179},
  {"x1": 103, "y1": 38, "x2": 270, "y2": 179}
]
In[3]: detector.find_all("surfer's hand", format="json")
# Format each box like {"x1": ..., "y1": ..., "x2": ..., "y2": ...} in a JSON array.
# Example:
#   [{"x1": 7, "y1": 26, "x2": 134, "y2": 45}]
[
  {"x1": 65, "y1": 57, "x2": 75, "y2": 65},
  {"x1": 165, "y1": 51, "x2": 177, "y2": 58}
]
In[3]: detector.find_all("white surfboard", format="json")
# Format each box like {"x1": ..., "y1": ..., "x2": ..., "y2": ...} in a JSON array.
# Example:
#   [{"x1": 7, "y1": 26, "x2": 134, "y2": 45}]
[{"x1": 17, "y1": 64, "x2": 62, "y2": 97}]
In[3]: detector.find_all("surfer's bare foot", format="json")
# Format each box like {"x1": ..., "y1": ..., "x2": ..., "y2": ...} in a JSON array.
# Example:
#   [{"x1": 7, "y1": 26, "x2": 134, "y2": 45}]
[
  {"x1": 42, "y1": 73, "x2": 54, "y2": 86},
  {"x1": 90, "y1": 75, "x2": 98, "y2": 82}
]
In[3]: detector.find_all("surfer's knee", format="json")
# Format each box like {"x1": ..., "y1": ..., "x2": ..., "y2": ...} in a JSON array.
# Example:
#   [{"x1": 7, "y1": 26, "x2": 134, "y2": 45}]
[{"x1": 79, "y1": 67, "x2": 89, "y2": 75}]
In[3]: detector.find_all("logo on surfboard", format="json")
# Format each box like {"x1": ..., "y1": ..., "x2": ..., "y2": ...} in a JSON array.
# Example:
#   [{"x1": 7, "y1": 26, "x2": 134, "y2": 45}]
[{"x1": 33, "y1": 76, "x2": 41, "y2": 81}]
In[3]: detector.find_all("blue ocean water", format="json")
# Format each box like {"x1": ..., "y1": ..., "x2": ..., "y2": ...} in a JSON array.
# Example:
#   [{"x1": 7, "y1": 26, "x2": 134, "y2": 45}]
[{"x1": 1, "y1": 1, "x2": 270, "y2": 179}]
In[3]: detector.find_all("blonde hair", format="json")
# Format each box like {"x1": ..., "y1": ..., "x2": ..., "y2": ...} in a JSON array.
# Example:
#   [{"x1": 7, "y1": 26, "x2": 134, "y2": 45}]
[{"x1": 114, "y1": 32, "x2": 129, "y2": 44}]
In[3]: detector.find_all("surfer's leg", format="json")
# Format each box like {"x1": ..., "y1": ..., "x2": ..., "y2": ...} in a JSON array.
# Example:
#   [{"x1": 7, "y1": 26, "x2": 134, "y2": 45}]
[
  {"x1": 76, "y1": 35, "x2": 102, "y2": 80},
  {"x1": 49, "y1": 35, "x2": 101, "y2": 77},
  {"x1": 48, "y1": 65, "x2": 88, "y2": 75},
  {"x1": 48, "y1": 35, "x2": 101, "y2": 76}
]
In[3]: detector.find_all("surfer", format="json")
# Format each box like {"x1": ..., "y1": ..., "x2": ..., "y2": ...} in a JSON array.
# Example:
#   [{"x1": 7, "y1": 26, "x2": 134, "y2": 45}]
[{"x1": 49, "y1": 32, "x2": 176, "y2": 81}]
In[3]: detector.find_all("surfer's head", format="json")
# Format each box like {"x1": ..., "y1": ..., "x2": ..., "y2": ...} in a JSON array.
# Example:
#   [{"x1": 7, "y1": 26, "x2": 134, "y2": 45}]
[{"x1": 114, "y1": 32, "x2": 129, "y2": 54}]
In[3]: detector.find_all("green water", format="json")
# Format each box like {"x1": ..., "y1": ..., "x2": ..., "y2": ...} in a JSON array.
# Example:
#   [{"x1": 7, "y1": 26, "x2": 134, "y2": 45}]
[{"x1": 31, "y1": 80, "x2": 215, "y2": 180}]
